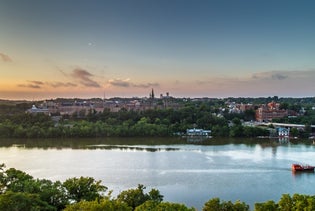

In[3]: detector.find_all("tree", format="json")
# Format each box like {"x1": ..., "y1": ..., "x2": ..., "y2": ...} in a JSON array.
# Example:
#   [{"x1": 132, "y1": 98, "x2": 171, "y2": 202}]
[
  {"x1": 36, "y1": 179, "x2": 68, "y2": 210},
  {"x1": 203, "y1": 198, "x2": 249, "y2": 211},
  {"x1": 254, "y1": 200, "x2": 278, "y2": 211},
  {"x1": 64, "y1": 198, "x2": 132, "y2": 211},
  {"x1": 148, "y1": 188, "x2": 163, "y2": 203},
  {"x1": 279, "y1": 103, "x2": 289, "y2": 110},
  {"x1": 203, "y1": 198, "x2": 220, "y2": 211},
  {"x1": 135, "y1": 201, "x2": 195, "y2": 211},
  {"x1": 278, "y1": 194, "x2": 293, "y2": 211},
  {"x1": 0, "y1": 191, "x2": 55, "y2": 211},
  {"x1": 0, "y1": 167, "x2": 34, "y2": 193},
  {"x1": 229, "y1": 125, "x2": 244, "y2": 137},
  {"x1": 116, "y1": 184, "x2": 161, "y2": 209},
  {"x1": 292, "y1": 193, "x2": 308, "y2": 210},
  {"x1": 63, "y1": 177, "x2": 107, "y2": 203},
  {"x1": 290, "y1": 127, "x2": 299, "y2": 137}
]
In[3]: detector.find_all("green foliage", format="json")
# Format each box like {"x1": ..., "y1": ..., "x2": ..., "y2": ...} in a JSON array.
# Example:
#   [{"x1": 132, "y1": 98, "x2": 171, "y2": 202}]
[
  {"x1": 64, "y1": 198, "x2": 132, "y2": 211},
  {"x1": 0, "y1": 167, "x2": 34, "y2": 193},
  {"x1": 116, "y1": 184, "x2": 151, "y2": 209},
  {"x1": 63, "y1": 176, "x2": 107, "y2": 203},
  {"x1": 0, "y1": 164, "x2": 68, "y2": 210},
  {"x1": 254, "y1": 200, "x2": 278, "y2": 211},
  {"x1": 203, "y1": 197, "x2": 250, "y2": 211},
  {"x1": 148, "y1": 188, "x2": 164, "y2": 203},
  {"x1": 135, "y1": 200, "x2": 195, "y2": 211},
  {"x1": 255, "y1": 194, "x2": 315, "y2": 211},
  {"x1": 278, "y1": 194, "x2": 293, "y2": 211},
  {"x1": 0, "y1": 191, "x2": 56, "y2": 211}
]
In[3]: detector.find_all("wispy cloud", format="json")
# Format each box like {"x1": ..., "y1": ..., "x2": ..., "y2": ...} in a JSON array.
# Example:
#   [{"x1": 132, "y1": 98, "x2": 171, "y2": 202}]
[
  {"x1": 108, "y1": 78, "x2": 131, "y2": 87},
  {"x1": 18, "y1": 80, "x2": 78, "y2": 89},
  {"x1": 28, "y1": 80, "x2": 44, "y2": 85},
  {"x1": 71, "y1": 68, "x2": 101, "y2": 88},
  {"x1": 252, "y1": 71, "x2": 289, "y2": 80},
  {"x1": 108, "y1": 78, "x2": 159, "y2": 88},
  {"x1": 49, "y1": 82, "x2": 77, "y2": 88},
  {"x1": 133, "y1": 82, "x2": 160, "y2": 88},
  {"x1": 0, "y1": 53, "x2": 12, "y2": 62},
  {"x1": 18, "y1": 80, "x2": 44, "y2": 89}
]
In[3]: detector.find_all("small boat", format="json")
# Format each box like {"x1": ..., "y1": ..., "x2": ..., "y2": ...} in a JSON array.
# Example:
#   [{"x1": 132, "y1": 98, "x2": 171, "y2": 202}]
[{"x1": 292, "y1": 163, "x2": 315, "y2": 172}]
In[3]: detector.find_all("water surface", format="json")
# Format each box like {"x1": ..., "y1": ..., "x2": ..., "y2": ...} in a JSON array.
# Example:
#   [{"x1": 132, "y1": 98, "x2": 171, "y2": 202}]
[{"x1": 0, "y1": 138, "x2": 314, "y2": 210}]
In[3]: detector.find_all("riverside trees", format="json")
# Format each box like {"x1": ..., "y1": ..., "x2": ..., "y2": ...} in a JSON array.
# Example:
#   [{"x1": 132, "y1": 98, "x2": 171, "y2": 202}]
[{"x1": 0, "y1": 101, "x2": 271, "y2": 138}]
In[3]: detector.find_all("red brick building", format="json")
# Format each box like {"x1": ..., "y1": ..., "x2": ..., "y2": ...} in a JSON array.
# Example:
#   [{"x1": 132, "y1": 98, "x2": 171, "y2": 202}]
[{"x1": 255, "y1": 102, "x2": 288, "y2": 122}]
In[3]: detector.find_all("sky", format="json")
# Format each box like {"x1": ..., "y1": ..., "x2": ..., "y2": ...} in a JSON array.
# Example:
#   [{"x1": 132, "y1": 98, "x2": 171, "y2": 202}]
[{"x1": 1, "y1": 0, "x2": 315, "y2": 100}]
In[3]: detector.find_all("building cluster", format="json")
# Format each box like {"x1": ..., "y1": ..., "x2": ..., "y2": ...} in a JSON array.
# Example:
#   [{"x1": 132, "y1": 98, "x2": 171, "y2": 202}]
[
  {"x1": 26, "y1": 88, "x2": 305, "y2": 125},
  {"x1": 27, "y1": 95, "x2": 300, "y2": 124},
  {"x1": 226, "y1": 101, "x2": 299, "y2": 122},
  {"x1": 25, "y1": 93, "x2": 315, "y2": 138},
  {"x1": 27, "y1": 91, "x2": 181, "y2": 116},
  {"x1": 227, "y1": 102, "x2": 255, "y2": 114}
]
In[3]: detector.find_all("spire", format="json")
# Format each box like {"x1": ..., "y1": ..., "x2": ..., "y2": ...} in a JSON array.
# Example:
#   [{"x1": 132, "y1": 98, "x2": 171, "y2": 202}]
[{"x1": 150, "y1": 88, "x2": 155, "y2": 99}]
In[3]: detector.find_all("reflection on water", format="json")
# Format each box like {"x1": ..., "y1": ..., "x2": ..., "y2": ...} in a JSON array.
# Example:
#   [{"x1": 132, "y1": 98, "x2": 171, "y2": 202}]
[
  {"x1": 292, "y1": 170, "x2": 315, "y2": 177},
  {"x1": 86, "y1": 144, "x2": 180, "y2": 152},
  {"x1": 1, "y1": 137, "x2": 189, "y2": 149},
  {"x1": 1, "y1": 137, "x2": 312, "y2": 150}
]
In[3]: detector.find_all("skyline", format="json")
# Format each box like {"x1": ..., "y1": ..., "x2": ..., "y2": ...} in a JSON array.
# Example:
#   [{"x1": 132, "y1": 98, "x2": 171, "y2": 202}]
[{"x1": 1, "y1": 0, "x2": 315, "y2": 100}]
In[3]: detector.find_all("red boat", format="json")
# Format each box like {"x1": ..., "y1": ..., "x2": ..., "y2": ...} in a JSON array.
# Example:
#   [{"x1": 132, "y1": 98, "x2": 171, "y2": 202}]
[{"x1": 292, "y1": 164, "x2": 315, "y2": 172}]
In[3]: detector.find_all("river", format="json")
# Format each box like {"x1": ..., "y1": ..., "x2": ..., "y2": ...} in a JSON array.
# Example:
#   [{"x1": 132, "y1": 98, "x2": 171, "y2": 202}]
[{"x1": 0, "y1": 137, "x2": 315, "y2": 210}]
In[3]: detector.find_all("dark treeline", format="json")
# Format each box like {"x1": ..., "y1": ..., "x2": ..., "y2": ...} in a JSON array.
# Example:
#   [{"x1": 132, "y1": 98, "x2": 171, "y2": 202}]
[{"x1": 1, "y1": 164, "x2": 315, "y2": 211}]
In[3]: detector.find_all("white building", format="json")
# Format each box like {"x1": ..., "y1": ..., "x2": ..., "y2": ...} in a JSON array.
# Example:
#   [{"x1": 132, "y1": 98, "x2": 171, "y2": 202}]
[
  {"x1": 26, "y1": 105, "x2": 49, "y2": 114},
  {"x1": 186, "y1": 128, "x2": 211, "y2": 137},
  {"x1": 278, "y1": 127, "x2": 290, "y2": 137}
]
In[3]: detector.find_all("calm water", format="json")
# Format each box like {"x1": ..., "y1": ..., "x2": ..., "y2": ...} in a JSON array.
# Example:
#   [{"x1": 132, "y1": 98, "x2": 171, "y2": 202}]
[{"x1": 0, "y1": 138, "x2": 315, "y2": 210}]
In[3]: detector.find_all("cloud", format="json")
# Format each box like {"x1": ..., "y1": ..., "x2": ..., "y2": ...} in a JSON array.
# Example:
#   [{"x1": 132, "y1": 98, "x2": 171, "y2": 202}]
[
  {"x1": 108, "y1": 78, "x2": 131, "y2": 87},
  {"x1": 18, "y1": 81, "x2": 44, "y2": 89},
  {"x1": 108, "y1": 78, "x2": 159, "y2": 88},
  {"x1": 0, "y1": 53, "x2": 12, "y2": 62},
  {"x1": 28, "y1": 80, "x2": 44, "y2": 85},
  {"x1": 49, "y1": 82, "x2": 77, "y2": 88},
  {"x1": 18, "y1": 84, "x2": 41, "y2": 89},
  {"x1": 71, "y1": 68, "x2": 101, "y2": 88},
  {"x1": 271, "y1": 73, "x2": 288, "y2": 80},
  {"x1": 252, "y1": 71, "x2": 289, "y2": 80},
  {"x1": 18, "y1": 80, "x2": 78, "y2": 89},
  {"x1": 133, "y1": 82, "x2": 160, "y2": 88}
]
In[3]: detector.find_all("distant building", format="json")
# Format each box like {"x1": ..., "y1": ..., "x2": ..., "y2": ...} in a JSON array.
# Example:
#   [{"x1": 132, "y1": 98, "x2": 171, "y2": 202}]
[
  {"x1": 186, "y1": 128, "x2": 211, "y2": 137},
  {"x1": 255, "y1": 102, "x2": 288, "y2": 122},
  {"x1": 26, "y1": 105, "x2": 49, "y2": 114},
  {"x1": 239, "y1": 103, "x2": 254, "y2": 112},
  {"x1": 278, "y1": 127, "x2": 290, "y2": 137}
]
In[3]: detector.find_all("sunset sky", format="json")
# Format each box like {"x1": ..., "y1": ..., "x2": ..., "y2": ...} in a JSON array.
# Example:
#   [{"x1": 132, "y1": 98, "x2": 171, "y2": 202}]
[{"x1": 1, "y1": 0, "x2": 315, "y2": 100}]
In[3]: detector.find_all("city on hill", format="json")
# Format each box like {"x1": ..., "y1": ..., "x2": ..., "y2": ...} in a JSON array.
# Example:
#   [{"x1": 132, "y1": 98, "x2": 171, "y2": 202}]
[{"x1": 1, "y1": 90, "x2": 315, "y2": 139}]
